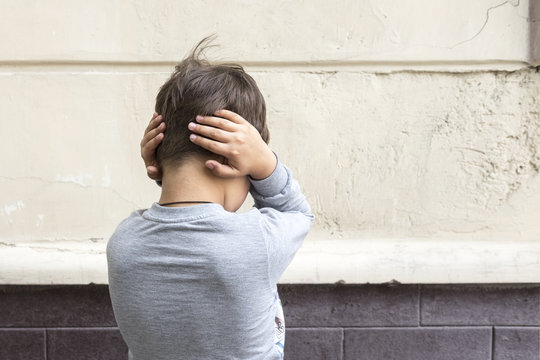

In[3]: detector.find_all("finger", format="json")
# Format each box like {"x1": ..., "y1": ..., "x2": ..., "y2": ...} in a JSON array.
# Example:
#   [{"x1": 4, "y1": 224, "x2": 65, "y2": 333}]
[
  {"x1": 141, "y1": 132, "x2": 164, "y2": 160},
  {"x1": 144, "y1": 113, "x2": 162, "y2": 135},
  {"x1": 205, "y1": 160, "x2": 240, "y2": 178},
  {"x1": 141, "y1": 121, "x2": 165, "y2": 147},
  {"x1": 144, "y1": 113, "x2": 159, "y2": 134},
  {"x1": 188, "y1": 122, "x2": 231, "y2": 143},
  {"x1": 189, "y1": 133, "x2": 228, "y2": 156},
  {"x1": 195, "y1": 114, "x2": 238, "y2": 132},
  {"x1": 146, "y1": 165, "x2": 162, "y2": 181},
  {"x1": 213, "y1": 109, "x2": 247, "y2": 124},
  {"x1": 141, "y1": 120, "x2": 165, "y2": 146},
  {"x1": 213, "y1": 109, "x2": 246, "y2": 124}
]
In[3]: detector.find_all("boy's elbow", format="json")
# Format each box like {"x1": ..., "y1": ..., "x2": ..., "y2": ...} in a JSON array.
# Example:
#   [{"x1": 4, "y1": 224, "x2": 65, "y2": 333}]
[
  {"x1": 303, "y1": 202, "x2": 315, "y2": 224},
  {"x1": 303, "y1": 211, "x2": 315, "y2": 230}
]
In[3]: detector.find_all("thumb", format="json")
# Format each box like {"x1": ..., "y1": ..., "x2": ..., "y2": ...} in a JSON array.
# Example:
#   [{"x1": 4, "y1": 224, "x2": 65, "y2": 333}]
[{"x1": 205, "y1": 160, "x2": 239, "y2": 178}]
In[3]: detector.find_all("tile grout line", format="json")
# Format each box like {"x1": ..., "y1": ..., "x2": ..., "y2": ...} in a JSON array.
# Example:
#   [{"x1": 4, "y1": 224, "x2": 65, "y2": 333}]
[
  {"x1": 340, "y1": 327, "x2": 344, "y2": 360},
  {"x1": 1, "y1": 325, "x2": 536, "y2": 330},
  {"x1": 418, "y1": 284, "x2": 422, "y2": 327},
  {"x1": 252, "y1": 325, "x2": 540, "y2": 329},
  {"x1": 491, "y1": 326, "x2": 495, "y2": 360},
  {"x1": 44, "y1": 328, "x2": 47, "y2": 360}
]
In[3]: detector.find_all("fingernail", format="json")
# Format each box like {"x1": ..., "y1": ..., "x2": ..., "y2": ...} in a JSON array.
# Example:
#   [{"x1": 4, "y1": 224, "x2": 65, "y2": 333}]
[
  {"x1": 190, "y1": 134, "x2": 196, "y2": 141},
  {"x1": 188, "y1": 122, "x2": 196, "y2": 130},
  {"x1": 196, "y1": 115, "x2": 204, "y2": 122},
  {"x1": 207, "y1": 163, "x2": 214, "y2": 169}
]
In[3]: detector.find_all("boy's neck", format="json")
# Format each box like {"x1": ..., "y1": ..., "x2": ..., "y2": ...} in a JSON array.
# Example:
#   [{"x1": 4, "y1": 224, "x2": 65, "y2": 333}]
[{"x1": 159, "y1": 158, "x2": 225, "y2": 207}]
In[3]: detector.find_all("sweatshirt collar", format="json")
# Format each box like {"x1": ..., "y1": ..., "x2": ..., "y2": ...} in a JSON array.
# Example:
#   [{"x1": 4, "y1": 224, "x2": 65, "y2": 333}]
[{"x1": 143, "y1": 202, "x2": 226, "y2": 222}]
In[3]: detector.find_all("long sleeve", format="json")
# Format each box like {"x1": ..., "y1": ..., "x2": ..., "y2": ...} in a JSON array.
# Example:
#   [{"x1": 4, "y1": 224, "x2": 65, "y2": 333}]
[{"x1": 250, "y1": 156, "x2": 314, "y2": 285}]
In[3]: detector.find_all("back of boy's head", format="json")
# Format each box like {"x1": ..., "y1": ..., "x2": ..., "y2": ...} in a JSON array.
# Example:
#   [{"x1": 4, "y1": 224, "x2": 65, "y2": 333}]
[{"x1": 155, "y1": 36, "x2": 269, "y2": 168}]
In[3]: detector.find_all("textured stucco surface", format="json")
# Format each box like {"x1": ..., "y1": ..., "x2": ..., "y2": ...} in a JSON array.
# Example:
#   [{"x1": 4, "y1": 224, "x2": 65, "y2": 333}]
[
  {"x1": 1, "y1": 70, "x2": 539, "y2": 243},
  {"x1": 0, "y1": 0, "x2": 539, "y2": 283},
  {"x1": 1, "y1": 69, "x2": 539, "y2": 284}
]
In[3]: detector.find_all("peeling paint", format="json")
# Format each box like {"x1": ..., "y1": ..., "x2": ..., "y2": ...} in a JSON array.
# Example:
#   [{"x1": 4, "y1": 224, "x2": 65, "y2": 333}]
[
  {"x1": 54, "y1": 173, "x2": 94, "y2": 187},
  {"x1": 35, "y1": 214, "x2": 45, "y2": 227},
  {"x1": 1, "y1": 200, "x2": 24, "y2": 216},
  {"x1": 101, "y1": 165, "x2": 111, "y2": 187}
]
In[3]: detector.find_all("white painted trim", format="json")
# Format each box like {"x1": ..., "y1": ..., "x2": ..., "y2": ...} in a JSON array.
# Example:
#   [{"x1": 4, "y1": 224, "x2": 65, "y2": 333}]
[
  {"x1": 282, "y1": 238, "x2": 540, "y2": 284},
  {"x1": 0, "y1": 60, "x2": 534, "y2": 73},
  {"x1": 1, "y1": 238, "x2": 539, "y2": 284}
]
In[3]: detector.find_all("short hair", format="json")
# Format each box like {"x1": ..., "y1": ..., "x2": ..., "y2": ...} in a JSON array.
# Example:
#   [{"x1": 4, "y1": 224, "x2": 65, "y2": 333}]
[{"x1": 155, "y1": 36, "x2": 269, "y2": 168}]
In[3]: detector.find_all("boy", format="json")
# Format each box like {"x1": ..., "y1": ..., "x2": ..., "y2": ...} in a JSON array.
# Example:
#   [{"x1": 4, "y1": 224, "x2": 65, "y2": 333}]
[{"x1": 106, "y1": 39, "x2": 314, "y2": 360}]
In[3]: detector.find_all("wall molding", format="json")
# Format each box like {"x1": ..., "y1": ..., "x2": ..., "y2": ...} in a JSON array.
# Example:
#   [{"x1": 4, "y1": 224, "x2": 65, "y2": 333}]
[{"x1": 1, "y1": 238, "x2": 539, "y2": 284}]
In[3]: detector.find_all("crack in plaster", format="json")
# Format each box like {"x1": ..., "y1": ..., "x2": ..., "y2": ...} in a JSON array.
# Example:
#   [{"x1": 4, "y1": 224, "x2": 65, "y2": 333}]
[
  {"x1": 453, "y1": 146, "x2": 487, "y2": 155},
  {"x1": 0, "y1": 175, "x2": 140, "y2": 209},
  {"x1": 450, "y1": 0, "x2": 521, "y2": 49}
]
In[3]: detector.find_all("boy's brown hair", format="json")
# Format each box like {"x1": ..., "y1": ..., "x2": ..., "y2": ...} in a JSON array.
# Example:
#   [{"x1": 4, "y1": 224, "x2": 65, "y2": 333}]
[{"x1": 155, "y1": 37, "x2": 269, "y2": 168}]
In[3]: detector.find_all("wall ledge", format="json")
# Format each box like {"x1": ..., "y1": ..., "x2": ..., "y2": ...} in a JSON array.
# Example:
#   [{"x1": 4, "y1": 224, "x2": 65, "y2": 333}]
[
  {"x1": 0, "y1": 59, "x2": 536, "y2": 72},
  {"x1": 1, "y1": 238, "x2": 539, "y2": 284}
]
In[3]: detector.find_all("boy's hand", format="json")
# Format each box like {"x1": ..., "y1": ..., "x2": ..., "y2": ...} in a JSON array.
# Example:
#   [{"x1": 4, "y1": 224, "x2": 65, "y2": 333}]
[
  {"x1": 140, "y1": 113, "x2": 165, "y2": 180},
  {"x1": 188, "y1": 109, "x2": 277, "y2": 180}
]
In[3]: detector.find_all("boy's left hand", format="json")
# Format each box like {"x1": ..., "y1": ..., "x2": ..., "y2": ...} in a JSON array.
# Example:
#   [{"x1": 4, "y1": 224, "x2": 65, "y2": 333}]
[{"x1": 188, "y1": 109, "x2": 277, "y2": 180}]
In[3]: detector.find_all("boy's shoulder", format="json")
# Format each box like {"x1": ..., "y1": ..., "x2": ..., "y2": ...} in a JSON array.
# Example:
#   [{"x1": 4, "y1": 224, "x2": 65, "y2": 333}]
[
  {"x1": 112, "y1": 204, "x2": 269, "y2": 232},
  {"x1": 106, "y1": 205, "x2": 273, "y2": 257},
  {"x1": 107, "y1": 209, "x2": 145, "y2": 242}
]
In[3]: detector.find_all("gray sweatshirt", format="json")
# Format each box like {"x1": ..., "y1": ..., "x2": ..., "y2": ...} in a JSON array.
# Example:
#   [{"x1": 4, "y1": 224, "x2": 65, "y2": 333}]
[{"x1": 106, "y1": 159, "x2": 314, "y2": 360}]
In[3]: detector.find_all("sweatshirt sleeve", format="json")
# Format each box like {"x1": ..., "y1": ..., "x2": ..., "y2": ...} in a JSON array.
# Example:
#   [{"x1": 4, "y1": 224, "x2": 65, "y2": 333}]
[{"x1": 249, "y1": 154, "x2": 315, "y2": 285}]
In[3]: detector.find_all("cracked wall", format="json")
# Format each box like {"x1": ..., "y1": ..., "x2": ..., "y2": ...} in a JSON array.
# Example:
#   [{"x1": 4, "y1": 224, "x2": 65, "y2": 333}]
[
  {"x1": 1, "y1": 69, "x2": 539, "y2": 246},
  {"x1": 0, "y1": 0, "x2": 534, "y2": 67},
  {"x1": 0, "y1": 1, "x2": 539, "y2": 253}
]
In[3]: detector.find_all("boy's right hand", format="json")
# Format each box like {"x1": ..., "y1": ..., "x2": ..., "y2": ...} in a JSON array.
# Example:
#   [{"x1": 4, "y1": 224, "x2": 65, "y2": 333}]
[
  {"x1": 188, "y1": 109, "x2": 277, "y2": 180},
  {"x1": 141, "y1": 113, "x2": 165, "y2": 181}
]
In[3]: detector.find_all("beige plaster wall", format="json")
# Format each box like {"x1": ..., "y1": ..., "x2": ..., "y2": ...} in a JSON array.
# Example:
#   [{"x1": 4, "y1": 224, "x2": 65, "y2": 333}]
[
  {"x1": 1, "y1": 0, "x2": 539, "y2": 283},
  {"x1": 531, "y1": 0, "x2": 540, "y2": 63},
  {"x1": 0, "y1": 0, "x2": 534, "y2": 66}
]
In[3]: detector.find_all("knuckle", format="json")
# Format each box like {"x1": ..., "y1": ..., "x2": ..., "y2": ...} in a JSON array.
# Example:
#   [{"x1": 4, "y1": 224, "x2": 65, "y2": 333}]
[
  {"x1": 210, "y1": 129, "x2": 219, "y2": 138},
  {"x1": 236, "y1": 134, "x2": 246, "y2": 144},
  {"x1": 208, "y1": 142, "x2": 218, "y2": 151}
]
